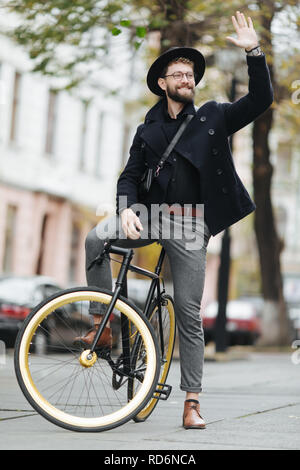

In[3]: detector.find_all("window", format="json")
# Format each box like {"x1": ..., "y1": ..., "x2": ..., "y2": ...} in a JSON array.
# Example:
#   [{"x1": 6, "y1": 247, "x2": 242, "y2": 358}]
[
  {"x1": 121, "y1": 120, "x2": 131, "y2": 167},
  {"x1": 95, "y1": 110, "x2": 104, "y2": 176},
  {"x1": 45, "y1": 90, "x2": 58, "y2": 155},
  {"x1": 3, "y1": 205, "x2": 18, "y2": 273},
  {"x1": 79, "y1": 100, "x2": 89, "y2": 171},
  {"x1": 10, "y1": 71, "x2": 21, "y2": 142},
  {"x1": 0, "y1": 62, "x2": 3, "y2": 142},
  {"x1": 68, "y1": 222, "x2": 81, "y2": 283},
  {"x1": 0, "y1": 62, "x2": 3, "y2": 105}
]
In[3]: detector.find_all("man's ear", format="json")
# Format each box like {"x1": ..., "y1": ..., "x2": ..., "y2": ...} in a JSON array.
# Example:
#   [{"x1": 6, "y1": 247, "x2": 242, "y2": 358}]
[{"x1": 157, "y1": 77, "x2": 166, "y2": 92}]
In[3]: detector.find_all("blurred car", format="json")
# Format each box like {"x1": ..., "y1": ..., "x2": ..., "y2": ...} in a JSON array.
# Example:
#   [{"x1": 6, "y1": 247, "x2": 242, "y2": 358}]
[
  {"x1": 284, "y1": 274, "x2": 300, "y2": 340},
  {"x1": 202, "y1": 299, "x2": 261, "y2": 346},
  {"x1": 0, "y1": 275, "x2": 124, "y2": 352},
  {"x1": 126, "y1": 278, "x2": 152, "y2": 310},
  {"x1": 0, "y1": 275, "x2": 66, "y2": 349},
  {"x1": 126, "y1": 278, "x2": 174, "y2": 310}
]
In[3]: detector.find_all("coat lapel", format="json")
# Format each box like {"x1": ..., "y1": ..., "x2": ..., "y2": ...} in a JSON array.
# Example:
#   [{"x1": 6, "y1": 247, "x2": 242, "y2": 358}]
[
  {"x1": 140, "y1": 122, "x2": 169, "y2": 159},
  {"x1": 140, "y1": 99, "x2": 207, "y2": 167}
]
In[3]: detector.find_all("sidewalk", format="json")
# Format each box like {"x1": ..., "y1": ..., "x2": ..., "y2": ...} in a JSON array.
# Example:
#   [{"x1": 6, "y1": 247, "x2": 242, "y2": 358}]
[{"x1": 1, "y1": 348, "x2": 299, "y2": 450}]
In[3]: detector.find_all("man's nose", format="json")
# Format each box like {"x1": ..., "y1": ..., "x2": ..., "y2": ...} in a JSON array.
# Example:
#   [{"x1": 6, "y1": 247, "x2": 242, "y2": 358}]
[{"x1": 180, "y1": 73, "x2": 189, "y2": 82}]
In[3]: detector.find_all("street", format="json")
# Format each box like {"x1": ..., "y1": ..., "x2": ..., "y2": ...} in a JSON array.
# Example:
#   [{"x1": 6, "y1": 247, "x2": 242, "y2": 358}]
[{"x1": 0, "y1": 347, "x2": 299, "y2": 450}]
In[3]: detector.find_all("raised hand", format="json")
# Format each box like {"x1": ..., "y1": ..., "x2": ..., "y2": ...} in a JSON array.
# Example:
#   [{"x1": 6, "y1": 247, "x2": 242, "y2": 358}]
[{"x1": 226, "y1": 11, "x2": 259, "y2": 51}]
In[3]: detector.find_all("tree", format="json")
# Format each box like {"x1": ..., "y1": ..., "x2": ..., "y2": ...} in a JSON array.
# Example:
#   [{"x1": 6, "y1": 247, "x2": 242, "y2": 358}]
[
  {"x1": 1, "y1": 0, "x2": 147, "y2": 90},
  {"x1": 251, "y1": 0, "x2": 299, "y2": 345},
  {"x1": 3, "y1": 0, "x2": 299, "y2": 345}
]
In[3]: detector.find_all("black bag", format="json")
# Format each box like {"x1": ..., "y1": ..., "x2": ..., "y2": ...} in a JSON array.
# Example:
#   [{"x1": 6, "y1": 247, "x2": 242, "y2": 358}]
[
  {"x1": 138, "y1": 114, "x2": 194, "y2": 200},
  {"x1": 138, "y1": 167, "x2": 154, "y2": 200}
]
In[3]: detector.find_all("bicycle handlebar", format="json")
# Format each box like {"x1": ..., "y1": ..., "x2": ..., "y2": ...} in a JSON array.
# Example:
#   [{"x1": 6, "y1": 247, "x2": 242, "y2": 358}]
[{"x1": 88, "y1": 239, "x2": 133, "y2": 271}]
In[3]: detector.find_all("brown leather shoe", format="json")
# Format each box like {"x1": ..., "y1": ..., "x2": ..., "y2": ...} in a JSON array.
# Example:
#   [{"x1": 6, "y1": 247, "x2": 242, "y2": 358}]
[
  {"x1": 183, "y1": 400, "x2": 206, "y2": 429},
  {"x1": 74, "y1": 324, "x2": 112, "y2": 349}
]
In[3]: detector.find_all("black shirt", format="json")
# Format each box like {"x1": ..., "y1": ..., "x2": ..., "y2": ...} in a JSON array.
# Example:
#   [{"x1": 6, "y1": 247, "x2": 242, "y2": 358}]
[{"x1": 162, "y1": 102, "x2": 202, "y2": 206}]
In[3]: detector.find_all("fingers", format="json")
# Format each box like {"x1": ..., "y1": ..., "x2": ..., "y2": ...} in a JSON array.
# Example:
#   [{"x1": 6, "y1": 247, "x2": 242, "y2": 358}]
[
  {"x1": 122, "y1": 220, "x2": 139, "y2": 239},
  {"x1": 121, "y1": 209, "x2": 143, "y2": 240},
  {"x1": 122, "y1": 221, "x2": 139, "y2": 239},
  {"x1": 232, "y1": 11, "x2": 253, "y2": 30},
  {"x1": 238, "y1": 11, "x2": 247, "y2": 27},
  {"x1": 247, "y1": 16, "x2": 254, "y2": 29},
  {"x1": 231, "y1": 14, "x2": 239, "y2": 33},
  {"x1": 135, "y1": 217, "x2": 144, "y2": 232},
  {"x1": 127, "y1": 221, "x2": 141, "y2": 239}
]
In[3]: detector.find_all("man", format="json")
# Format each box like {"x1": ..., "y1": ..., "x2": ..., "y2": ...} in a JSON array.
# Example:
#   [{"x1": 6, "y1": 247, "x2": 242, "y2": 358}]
[{"x1": 80, "y1": 11, "x2": 273, "y2": 429}]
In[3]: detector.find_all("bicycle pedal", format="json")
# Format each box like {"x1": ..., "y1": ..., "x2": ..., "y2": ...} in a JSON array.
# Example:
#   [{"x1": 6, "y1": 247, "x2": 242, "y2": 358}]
[{"x1": 152, "y1": 383, "x2": 172, "y2": 400}]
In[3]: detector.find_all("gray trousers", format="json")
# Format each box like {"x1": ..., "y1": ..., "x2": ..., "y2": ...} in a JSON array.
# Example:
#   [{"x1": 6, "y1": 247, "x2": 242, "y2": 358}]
[{"x1": 85, "y1": 213, "x2": 210, "y2": 393}]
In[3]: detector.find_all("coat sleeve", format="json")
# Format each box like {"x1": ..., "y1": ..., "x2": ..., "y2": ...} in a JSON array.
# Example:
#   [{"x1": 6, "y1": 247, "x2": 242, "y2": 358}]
[
  {"x1": 116, "y1": 123, "x2": 146, "y2": 214},
  {"x1": 220, "y1": 54, "x2": 274, "y2": 137}
]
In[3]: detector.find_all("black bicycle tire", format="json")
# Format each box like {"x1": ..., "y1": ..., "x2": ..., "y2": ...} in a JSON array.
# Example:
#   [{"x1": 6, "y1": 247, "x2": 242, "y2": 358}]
[
  {"x1": 129, "y1": 295, "x2": 176, "y2": 422},
  {"x1": 14, "y1": 286, "x2": 160, "y2": 432}
]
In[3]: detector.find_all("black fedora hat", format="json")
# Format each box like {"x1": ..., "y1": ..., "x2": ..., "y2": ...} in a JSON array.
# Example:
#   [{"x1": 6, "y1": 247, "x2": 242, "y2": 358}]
[{"x1": 147, "y1": 46, "x2": 206, "y2": 96}]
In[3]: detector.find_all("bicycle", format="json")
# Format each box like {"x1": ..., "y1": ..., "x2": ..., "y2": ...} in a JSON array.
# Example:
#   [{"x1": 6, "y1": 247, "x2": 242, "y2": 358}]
[{"x1": 14, "y1": 240, "x2": 176, "y2": 432}]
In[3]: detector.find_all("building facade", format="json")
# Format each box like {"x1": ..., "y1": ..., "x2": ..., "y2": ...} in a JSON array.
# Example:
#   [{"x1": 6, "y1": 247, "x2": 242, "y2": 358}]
[{"x1": 0, "y1": 32, "x2": 125, "y2": 286}]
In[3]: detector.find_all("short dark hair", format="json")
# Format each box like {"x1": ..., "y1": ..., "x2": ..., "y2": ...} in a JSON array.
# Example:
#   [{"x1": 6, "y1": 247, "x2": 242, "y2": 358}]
[{"x1": 161, "y1": 57, "x2": 194, "y2": 78}]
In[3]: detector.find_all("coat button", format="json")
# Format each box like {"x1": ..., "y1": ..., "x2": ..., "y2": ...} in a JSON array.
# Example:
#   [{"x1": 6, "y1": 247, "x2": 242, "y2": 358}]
[
  {"x1": 208, "y1": 129, "x2": 215, "y2": 135},
  {"x1": 217, "y1": 168, "x2": 223, "y2": 175},
  {"x1": 141, "y1": 142, "x2": 145, "y2": 148},
  {"x1": 212, "y1": 147, "x2": 219, "y2": 155},
  {"x1": 200, "y1": 116, "x2": 206, "y2": 122},
  {"x1": 222, "y1": 186, "x2": 228, "y2": 194}
]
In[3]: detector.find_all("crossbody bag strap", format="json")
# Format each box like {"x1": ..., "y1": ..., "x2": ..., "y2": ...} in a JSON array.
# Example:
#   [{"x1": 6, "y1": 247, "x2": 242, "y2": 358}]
[{"x1": 155, "y1": 114, "x2": 194, "y2": 177}]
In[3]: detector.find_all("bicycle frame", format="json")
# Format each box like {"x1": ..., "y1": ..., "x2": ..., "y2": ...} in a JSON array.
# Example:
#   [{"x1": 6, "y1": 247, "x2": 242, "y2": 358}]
[
  {"x1": 15, "y1": 241, "x2": 173, "y2": 433},
  {"x1": 89, "y1": 243, "x2": 166, "y2": 357}
]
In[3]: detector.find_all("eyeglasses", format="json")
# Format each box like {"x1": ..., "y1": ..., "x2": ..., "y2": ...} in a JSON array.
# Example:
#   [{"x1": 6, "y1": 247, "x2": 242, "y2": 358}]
[{"x1": 163, "y1": 72, "x2": 195, "y2": 81}]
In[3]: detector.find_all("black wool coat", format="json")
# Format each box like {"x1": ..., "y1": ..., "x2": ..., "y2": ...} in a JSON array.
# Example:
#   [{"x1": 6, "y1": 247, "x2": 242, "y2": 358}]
[{"x1": 117, "y1": 54, "x2": 273, "y2": 236}]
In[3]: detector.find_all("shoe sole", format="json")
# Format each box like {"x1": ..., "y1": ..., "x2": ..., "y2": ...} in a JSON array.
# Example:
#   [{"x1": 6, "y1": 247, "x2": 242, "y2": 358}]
[
  {"x1": 183, "y1": 425, "x2": 206, "y2": 429},
  {"x1": 182, "y1": 419, "x2": 206, "y2": 429}
]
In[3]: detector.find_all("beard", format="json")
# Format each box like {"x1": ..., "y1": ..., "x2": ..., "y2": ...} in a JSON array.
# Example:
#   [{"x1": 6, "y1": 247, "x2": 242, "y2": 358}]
[{"x1": 166, "y1": 84, "x2": 195, "y2": 104}]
